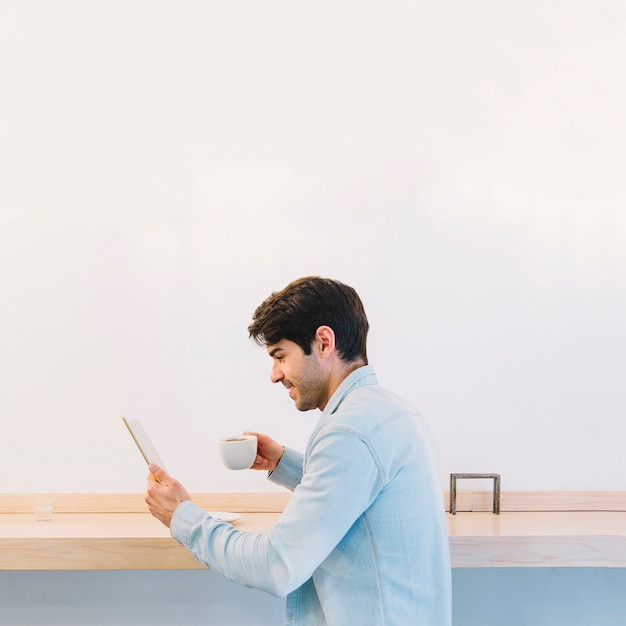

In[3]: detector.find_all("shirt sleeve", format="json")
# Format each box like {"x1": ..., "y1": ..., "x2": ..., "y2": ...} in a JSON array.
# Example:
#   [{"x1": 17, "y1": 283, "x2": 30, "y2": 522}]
[
  {"x1": 170, "y1": 427, "x2": 382, "y2": 597},
  {"x1": 267, "y1": 446, "x2": 303, "y2": 491}
]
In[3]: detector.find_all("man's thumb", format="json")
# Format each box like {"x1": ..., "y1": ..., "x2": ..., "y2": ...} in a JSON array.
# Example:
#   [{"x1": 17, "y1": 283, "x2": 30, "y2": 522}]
[{"x1": 149, "y1": 463, "x2": 166, "y2": 479}]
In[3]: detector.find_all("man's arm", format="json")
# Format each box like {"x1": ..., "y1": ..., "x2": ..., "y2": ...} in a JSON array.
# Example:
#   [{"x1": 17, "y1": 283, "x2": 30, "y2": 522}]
[{"x1": 168, "y1": 429, "x2": 381, "y2": 597}]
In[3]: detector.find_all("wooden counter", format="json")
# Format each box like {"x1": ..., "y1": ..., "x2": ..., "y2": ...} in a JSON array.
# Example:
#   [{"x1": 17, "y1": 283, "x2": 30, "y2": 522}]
[
  {"x1": 0, "y1": 492, "x2": 285, "y2": 571},
  {"x1": 0, "y1": 511, "x2": 276, "y2": 570},
  {"x1": 448, "y1": 511, "x2": 626, "y2": 568},
  {"x1": 2, "y1": 492, "x2": 625, "y2": 570}
]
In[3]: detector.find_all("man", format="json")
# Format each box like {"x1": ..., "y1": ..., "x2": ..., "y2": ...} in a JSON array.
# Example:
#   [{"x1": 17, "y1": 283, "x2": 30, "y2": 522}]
[{"x1": 146, "y1": 276, "x2": 452, "y2": 625}]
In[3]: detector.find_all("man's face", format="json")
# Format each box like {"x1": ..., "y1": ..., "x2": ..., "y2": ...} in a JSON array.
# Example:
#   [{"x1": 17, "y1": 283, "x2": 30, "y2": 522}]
[{"x1": 267, "y1": 339, "x2": 329, "y2": 411}]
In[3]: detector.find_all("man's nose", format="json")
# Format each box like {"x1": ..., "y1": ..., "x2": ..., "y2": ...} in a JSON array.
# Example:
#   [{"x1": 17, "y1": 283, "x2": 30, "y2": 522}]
[{"x1": 270, "y1": 363, "x2": 283, "y2": 384}]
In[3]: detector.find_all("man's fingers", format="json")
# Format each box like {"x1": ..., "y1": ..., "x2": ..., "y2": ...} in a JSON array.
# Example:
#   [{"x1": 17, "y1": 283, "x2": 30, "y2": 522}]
[
  {"x1": 148, "y1": 464, "x2": 169, "y2": 486},
  {"x1": 148, "y1": 463, "x2": 171, "y2": 486}
]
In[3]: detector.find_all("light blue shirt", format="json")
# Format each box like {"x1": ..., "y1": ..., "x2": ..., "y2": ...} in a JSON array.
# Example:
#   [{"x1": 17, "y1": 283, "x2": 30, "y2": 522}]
[{"x1": 171, "y1": 365, "x2": 452, "y2": 625}]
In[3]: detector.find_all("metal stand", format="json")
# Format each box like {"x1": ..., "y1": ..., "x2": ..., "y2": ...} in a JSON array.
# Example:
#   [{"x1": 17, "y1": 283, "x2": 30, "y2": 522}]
[{"x1": 450, "y1": 473, "x2": 501, "y2": 514}]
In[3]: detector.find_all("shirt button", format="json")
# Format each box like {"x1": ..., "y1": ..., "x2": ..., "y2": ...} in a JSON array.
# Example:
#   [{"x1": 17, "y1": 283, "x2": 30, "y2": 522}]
[{"x1": 289, "y1": 614, "x2": 295, "y2": 623}]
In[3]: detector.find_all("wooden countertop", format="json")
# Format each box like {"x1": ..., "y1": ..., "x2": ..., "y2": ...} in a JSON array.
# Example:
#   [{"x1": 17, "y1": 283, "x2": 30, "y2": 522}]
[
  {"x1": 0, "y1": 511, "x2": 276, "y2": 570},
  {"x1": 2, "y1": 492, "x2": 625, "y2": 570},
  {"x1": 448, "y1": 511, "x2": 626, "y2": 568}
]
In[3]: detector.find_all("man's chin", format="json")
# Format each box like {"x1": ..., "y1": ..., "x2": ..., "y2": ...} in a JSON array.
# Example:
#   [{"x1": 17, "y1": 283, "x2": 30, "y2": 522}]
[{"x1": 294, "y1": 399, "x2": 316, "y2": 412}]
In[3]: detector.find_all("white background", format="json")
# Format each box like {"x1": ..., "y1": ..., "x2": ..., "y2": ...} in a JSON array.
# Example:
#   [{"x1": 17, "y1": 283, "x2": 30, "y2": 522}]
[{"x1": 1, "y1": 0, "x2": 625, "y2": 494}]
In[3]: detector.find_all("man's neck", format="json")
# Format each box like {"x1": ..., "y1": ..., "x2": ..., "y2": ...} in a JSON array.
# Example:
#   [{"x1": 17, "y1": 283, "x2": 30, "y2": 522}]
[{"x1": 319, "y1": 359, "x2": 367, "y2": 411}]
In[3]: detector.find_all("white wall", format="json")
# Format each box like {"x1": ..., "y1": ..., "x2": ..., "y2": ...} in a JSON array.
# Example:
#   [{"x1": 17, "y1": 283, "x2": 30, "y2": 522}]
[{"x1": 1, "y1": 0, "x2": 625, "y2": 495}]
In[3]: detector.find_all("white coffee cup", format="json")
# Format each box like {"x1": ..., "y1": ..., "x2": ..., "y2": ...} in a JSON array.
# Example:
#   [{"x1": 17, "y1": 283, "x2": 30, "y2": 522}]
[{"x1": 219, "y1": 434, "x2": 257, "y2": 470}]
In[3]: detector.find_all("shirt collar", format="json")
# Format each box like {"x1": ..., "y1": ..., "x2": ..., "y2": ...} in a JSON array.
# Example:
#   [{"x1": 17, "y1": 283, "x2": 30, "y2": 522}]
[{"x1": 322, "y1": 364, "x2": 377, "y2": 416}]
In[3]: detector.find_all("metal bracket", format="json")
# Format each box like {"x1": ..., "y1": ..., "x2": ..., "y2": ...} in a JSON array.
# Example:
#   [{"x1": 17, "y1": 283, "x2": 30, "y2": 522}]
[{"x1": 450, "y1": 473, "x2": 501, "y2": 515}]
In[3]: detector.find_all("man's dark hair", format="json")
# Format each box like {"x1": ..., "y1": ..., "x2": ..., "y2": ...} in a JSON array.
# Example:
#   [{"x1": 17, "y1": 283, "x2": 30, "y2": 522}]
[{"x1": 248, "y1": 276, "x2": 369, "y2": 364}]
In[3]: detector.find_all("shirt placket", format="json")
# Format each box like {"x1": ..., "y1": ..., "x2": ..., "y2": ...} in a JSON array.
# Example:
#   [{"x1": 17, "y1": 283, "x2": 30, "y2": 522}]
[{"x1": 285, "y1": 590, "x2": 298, "y2": 624}]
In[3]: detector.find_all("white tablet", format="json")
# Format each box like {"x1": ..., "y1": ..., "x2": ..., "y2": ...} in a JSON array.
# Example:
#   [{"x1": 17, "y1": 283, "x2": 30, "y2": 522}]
[{"x1": 122, "y1": 415, "x2": 168, "y2": 472}]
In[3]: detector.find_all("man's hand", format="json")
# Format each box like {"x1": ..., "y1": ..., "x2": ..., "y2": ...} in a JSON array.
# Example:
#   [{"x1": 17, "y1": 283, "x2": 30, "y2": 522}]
[
  {"x1": 145, "y1": 464, "x2": 191, "y2": 528},
  {"x1": 244, "y1": 431, "x2": 285, "y2": 472}
]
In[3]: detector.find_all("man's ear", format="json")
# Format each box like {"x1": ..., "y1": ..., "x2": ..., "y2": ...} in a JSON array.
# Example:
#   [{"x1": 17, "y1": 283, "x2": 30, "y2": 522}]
[{"x1": 315, "y1": 326, "x2": 336, "y2": 358}]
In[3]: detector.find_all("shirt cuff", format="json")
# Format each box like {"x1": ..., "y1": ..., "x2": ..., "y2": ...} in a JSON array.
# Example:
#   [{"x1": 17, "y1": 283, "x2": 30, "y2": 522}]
[
  {"x1": 170, "y1": 500, "x2": 210, "y2": 546},
  {"x1": 267, "y1": 446, "x2": 303, "y2": 491}
]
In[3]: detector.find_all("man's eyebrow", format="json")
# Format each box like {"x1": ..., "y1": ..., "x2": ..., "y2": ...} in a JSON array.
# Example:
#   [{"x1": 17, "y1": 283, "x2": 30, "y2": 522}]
[{"x1": 268, "y1": 347, "x2": 284, "y2": 357}]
